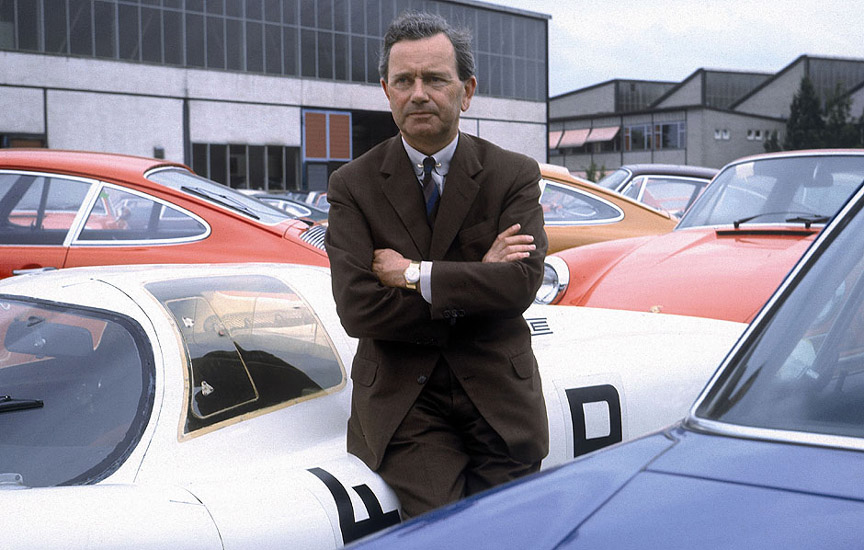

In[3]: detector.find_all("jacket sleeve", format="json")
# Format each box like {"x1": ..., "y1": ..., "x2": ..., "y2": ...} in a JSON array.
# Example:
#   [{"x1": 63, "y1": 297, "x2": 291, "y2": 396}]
[
  {"x1": 325, "y1": 168, "x2": 451, "y2": 345},
  {"x1": 429, "y1": 156, "x2": 547, "y2": 320}
]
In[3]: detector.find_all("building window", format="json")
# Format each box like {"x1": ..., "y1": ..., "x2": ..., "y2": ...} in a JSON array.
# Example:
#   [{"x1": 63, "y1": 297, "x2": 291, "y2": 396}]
[
  {"x1": 654, "y1": 121, "x2": 686, "y2": 149},
  {"x1": 0, "y1": 133, "x2": 47, "y2": 148},
  {"x1": 0, "y1": 0, "x2": 547, "y2": 102},
  {"x1": 191, "y1": 143, "x2": 299, "y2": 192},
  {"x1": 623, "y1": 124, "x2": 652, "y2": 151}
]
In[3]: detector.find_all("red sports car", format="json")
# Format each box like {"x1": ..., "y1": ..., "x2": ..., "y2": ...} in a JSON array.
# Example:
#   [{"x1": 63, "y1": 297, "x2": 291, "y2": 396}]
[
  {"x1": 0, "y1": 149, "x2": 328, "y2": 278},
  {"x1": 536, "y1": 150, "x2": 864, "y2": 322}
]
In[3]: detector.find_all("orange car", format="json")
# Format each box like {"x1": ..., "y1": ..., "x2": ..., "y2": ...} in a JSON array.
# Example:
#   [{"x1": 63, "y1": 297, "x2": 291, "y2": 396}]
[
  {"x1": 0, "y1": 149, "x2": 328, "y2": 278},
  {"x1": 539, "y1": 164, "x2": 678, "y2": 253}
]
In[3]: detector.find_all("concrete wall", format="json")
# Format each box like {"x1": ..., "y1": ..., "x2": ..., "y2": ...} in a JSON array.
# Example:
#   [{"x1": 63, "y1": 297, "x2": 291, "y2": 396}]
[
  {"x1": 735, "y1": 62, "x2": 806, "y2": 119},
  {"x1": 0, "y1": 86, "x2": 44, "y2": 133},
  {"x1": 550, "y1": 83, "x2": 616, "y2": 119},
  {"x1": 0, "y1": 51, "x2": 547, "y2": 163},
  {"x1": 655, "y1": 75, "x2": 702, "y2": 109}
]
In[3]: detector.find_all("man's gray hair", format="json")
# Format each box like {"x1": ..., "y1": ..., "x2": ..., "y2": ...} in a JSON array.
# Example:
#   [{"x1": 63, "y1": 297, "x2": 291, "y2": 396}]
[{"x1": 379, "y1": 11, "x2": 475, "y2": 83}]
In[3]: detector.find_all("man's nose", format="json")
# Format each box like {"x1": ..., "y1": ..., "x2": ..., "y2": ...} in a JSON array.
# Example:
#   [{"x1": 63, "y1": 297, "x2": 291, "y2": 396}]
[{"x1": 409, "y1": 80, "x2": 429, "y2": 101}]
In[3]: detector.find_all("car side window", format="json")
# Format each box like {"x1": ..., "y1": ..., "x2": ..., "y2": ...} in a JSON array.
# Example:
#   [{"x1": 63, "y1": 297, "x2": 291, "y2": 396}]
[
  {"x1": 540, "y1": 179, "x2": 623, "y2": 225},
  {"x1": 146, "y1": 275, "x2": 346, "y2": 435},
  {"x1": 0, "y1": 173, "x2": 93, "y2": 245},
  {"x1": 76, "y1": 185, "x2": 208, "y2": 243}
]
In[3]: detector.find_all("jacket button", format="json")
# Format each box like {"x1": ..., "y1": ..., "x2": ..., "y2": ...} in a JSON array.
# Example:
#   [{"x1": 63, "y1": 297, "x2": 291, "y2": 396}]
[{"x1": 417, "y1": 375, "x2": 428, "y2": 384}]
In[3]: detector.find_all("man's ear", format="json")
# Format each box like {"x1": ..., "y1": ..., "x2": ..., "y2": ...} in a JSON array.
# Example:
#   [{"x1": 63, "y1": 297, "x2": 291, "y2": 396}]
[
  {"x1": 461, "y1": 76, "x2": 477, "y2": 111},
  {"x1": 381, "y1": 78, "x2": 391, "y2": 101}
]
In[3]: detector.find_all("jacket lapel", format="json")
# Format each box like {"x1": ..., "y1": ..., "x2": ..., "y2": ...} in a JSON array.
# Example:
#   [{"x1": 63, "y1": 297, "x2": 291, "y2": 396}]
[
  {"x1": 430, "y1": 135, "x2": 482, "y2": 260},
  {"x1": 379, "y1": 137, "x2": 432, "y2": 256}
]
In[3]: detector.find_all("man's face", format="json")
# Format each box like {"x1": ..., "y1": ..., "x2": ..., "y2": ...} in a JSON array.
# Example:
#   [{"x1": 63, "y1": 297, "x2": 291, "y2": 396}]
[{"x1": 382, "y1": 33, "x2": 477, "y2": 155}]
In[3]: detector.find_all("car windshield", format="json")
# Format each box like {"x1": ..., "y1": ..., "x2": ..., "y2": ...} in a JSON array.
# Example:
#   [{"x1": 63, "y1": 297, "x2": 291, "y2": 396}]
[
  {"x1": 677, "y1": 154, "x2": 864, "y2": 229},
  {"x1": 0, "y1": 298, "x2": 153, "y2": 487},
  {"x1": 596, "y1": 168, "x2": 631, "y2": 190},
  {"x1": 147, "y1": 168, "x2": 292, "y2": 225},
  {"x1": 695, "y1": 187, "x2": 864, "y2": 442}
]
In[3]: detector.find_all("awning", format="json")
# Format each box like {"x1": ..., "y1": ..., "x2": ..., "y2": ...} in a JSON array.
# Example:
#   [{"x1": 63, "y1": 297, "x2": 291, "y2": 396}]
[
  {"x1": 548, "y1": 130, "x2": 563, "y2": 149},
  {"x1": 585, "y1": 126, "x2": 620, "y2": 143},
  {"x1": 557, "y1": 128, "x2": 590, "y2": 148}
]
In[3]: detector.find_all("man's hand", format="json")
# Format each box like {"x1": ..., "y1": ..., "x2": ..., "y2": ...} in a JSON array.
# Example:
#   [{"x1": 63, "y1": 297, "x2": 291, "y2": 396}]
[
  {"x1": 482, "y1": 224, "x2": 536, "y2": 263},
  {"x1": 373, "y1": 248, "x2": 411, "y2": 288}
]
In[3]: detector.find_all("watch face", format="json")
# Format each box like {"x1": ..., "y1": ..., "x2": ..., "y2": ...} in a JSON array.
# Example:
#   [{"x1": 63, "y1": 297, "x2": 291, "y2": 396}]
[{"x1": 405, "y1": 264, "x2": 421, "y2": 283}]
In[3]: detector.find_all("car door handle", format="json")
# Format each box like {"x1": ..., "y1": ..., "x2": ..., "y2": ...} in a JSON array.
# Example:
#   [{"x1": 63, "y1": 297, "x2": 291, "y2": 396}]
[{"x1": 12, "y1": 267, "x2": 58, "y2": 276}]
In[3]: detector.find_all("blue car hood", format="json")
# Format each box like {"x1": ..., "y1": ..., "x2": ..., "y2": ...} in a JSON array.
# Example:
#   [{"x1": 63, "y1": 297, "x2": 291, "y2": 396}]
[{"x1": 351, "y1": 427, "x2": 864, "y2": 549}]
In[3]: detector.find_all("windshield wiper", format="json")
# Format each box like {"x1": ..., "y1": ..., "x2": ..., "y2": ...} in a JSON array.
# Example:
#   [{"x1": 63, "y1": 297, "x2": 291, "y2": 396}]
[
  {"x1": 733, "y1": 211, "x2": 826, "y2": 229},
  {"x1": 0, "y1": 395, "x2": 43, "y2": 413},
  {"x1": 181, "y1": 186, "x2": 260, "y2": 220},
  {"x1": 786, "y1": 214, "x2": 830, "y2": 229}
]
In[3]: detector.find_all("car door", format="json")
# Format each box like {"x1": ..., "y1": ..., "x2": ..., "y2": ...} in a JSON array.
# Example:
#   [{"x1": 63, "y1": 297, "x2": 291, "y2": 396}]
[{"x1": 0, "y1": 171, "x2": 99, "y2": 278}]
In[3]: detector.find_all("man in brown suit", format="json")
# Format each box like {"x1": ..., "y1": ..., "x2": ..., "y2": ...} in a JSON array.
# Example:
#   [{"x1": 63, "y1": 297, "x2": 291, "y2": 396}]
[{"x1": 325, "y1": 11, "x2": 548, "y2": 519}]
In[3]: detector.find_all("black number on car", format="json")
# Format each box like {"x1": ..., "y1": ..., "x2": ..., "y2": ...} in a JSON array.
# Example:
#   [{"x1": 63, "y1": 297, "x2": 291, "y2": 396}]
[
  {"x1": 565, "y1": 385, "x2": 623, "y2": 457},
  {"x1": 308, "y1": 467, "x2": 401, "y2": 544}
]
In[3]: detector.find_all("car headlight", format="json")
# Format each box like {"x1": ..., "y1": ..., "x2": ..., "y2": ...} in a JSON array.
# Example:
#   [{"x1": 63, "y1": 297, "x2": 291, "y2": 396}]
[{"x1": 534, "y1": 256, "x2": 570, "y2": 304}]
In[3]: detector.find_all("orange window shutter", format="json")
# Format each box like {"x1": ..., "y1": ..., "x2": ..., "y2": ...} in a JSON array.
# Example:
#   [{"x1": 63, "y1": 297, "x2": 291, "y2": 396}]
[
  {"x1": 329, "y1": 114, "x2": 351, "y2": 160},
  {"x1": 305, "y1": 112, "x2": 328, "y2": 159}
]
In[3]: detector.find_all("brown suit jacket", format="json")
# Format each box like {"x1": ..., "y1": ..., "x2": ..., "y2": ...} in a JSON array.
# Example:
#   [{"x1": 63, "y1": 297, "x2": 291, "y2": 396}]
[{"x1": 325, "y1": 133, "x2": 549, "y2": 470}]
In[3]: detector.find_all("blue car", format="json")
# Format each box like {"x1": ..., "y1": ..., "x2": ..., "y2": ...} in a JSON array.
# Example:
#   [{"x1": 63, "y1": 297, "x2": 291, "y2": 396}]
[{"x1": 349, "y1": 172, "x2": 864, "y2": 548}]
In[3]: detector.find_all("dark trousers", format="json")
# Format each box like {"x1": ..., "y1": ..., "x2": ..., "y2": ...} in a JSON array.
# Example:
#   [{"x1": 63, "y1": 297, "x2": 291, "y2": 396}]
[{"x1": 377, "y1": 359, "x2": 542, "y2": 519}]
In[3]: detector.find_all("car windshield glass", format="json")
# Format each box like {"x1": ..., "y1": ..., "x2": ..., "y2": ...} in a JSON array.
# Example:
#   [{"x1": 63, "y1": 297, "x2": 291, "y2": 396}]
[
  {"x1": 147, "y1": 168, "x2": 291, "y2": 225},
  {"x1": 696, "y1": 190, "x2": 864, "y2": 440},
  {"x1": 145, "y1": 274, "x2": 345, "y2": 435},
  {"x1": 677, "y1": 155, "x2": 864, "y2": 229},
  {"x1": 0, "y1": 298, "x2": 153, "y2": 487},
  {"x1": 596, "y1": 168, "x2": 630, "y2": 190}
]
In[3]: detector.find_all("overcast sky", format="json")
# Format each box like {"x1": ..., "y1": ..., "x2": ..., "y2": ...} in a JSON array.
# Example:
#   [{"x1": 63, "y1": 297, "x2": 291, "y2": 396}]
[{"x1": 490, "y1": 0, "x2": 863, "y2": 97}]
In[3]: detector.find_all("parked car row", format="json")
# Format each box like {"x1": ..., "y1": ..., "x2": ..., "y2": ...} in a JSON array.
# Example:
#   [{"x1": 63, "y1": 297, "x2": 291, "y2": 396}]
[{"x1": 537, "y1": 150, "x2": 864, "y2": 323}]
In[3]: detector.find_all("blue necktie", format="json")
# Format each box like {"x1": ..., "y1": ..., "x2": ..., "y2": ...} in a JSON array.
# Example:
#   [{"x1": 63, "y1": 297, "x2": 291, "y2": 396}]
[{"x1": 422, "y1": 156, "x2": 440, "y2": 225}]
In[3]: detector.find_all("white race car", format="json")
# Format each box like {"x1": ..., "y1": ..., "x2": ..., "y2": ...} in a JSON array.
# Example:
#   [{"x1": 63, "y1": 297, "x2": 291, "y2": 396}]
[{"x1": 0, "y1": 264, "x2": 744, "y2": 549}]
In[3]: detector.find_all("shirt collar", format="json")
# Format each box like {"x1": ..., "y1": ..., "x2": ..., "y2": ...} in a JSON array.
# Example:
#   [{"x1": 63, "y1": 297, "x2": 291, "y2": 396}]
[{"x1": 402, "y1": 134, "x2": 459, "y2": 178}]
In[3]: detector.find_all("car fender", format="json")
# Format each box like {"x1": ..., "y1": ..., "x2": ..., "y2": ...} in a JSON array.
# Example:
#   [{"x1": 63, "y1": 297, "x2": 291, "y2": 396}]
[
  {"x1": 551, "y1": 235, "x2": 656, "y2": 305},
  {"x1": 188, "y1": 454, "x2": 400, "y2": 549},
  {"x1": 0, "y1": 483, "x2": 221, "y2": 549}
]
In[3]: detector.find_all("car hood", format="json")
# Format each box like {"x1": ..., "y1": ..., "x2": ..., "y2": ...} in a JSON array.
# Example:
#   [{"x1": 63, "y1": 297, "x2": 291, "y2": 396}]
[
  {"x1": 569, "y1": 428, "x2": 864, "y2": 548},
  {"x1": 351, "y1": 428, "x2": 864, "y2": 549},
  {"x1": 582, "y1": 226, "x2": 818, "y2": 322}
]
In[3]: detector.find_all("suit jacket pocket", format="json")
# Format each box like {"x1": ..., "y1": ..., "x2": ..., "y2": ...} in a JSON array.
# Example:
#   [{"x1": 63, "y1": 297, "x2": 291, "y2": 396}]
[
  {"x1": 351, "y1": 356, "x2": 378, "y2": 387},
  {"x1": 509, "y1": 350, "x2": 537, "y2": 379}
]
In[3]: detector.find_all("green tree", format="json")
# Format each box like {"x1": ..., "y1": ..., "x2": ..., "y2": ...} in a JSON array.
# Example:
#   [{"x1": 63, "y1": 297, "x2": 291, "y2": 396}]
[
  {"x1": 783, "y1": 76, "x2": 825, "y2": 150},
  {"x1": 823, "y1": 83, "x2": 861, "y2": 147}
]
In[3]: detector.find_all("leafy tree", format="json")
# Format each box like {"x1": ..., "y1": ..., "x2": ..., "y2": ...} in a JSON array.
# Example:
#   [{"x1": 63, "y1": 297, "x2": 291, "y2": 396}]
[{"x1": 783, "y1": 76, "x2": 825, "y2": 150}]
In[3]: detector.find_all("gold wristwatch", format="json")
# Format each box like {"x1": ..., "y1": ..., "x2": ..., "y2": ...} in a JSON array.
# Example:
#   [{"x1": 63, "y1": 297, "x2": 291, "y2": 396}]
[{"x1": 403, "y1": 260, "x2": 421, "y2": 290}]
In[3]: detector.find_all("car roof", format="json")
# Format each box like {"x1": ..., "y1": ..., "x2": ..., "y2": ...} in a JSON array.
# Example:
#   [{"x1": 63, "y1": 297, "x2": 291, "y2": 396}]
[{"x1": 0, "y1": 149, "x2": 188, "y2": 180}]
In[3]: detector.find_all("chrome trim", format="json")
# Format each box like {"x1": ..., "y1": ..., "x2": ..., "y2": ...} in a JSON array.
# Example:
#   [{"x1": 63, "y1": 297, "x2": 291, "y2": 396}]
[
  {"x1": 299, "y1": 224, "x2": 327, "y2": 250},
  {"x1": 685, "y1": 416, "x2": 864, "y2": 453},
  {"x1": 69, "y1": 182, "x2": 212, "y2": 246},
  {"x1": 686, "y1": 179, "x2": 864, "y2": 449},
  {"x1": 0, "y1": 169, "x2": 102, "y2": 248},
  {"x1": 541, "y1": 179, "x2": 625, "y2": 226},
  {"x1": 534, "y1": 255, "x2": 570, "y2": 304}
]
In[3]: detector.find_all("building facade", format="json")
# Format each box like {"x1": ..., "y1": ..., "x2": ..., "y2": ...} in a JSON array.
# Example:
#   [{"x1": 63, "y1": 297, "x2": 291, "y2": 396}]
[
  {"x1": 0, "y1": 0, "x2": 549, "y2": 192},
  {"x1": 550, "y1": 55, "x2": 864, "y2": 176}
]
